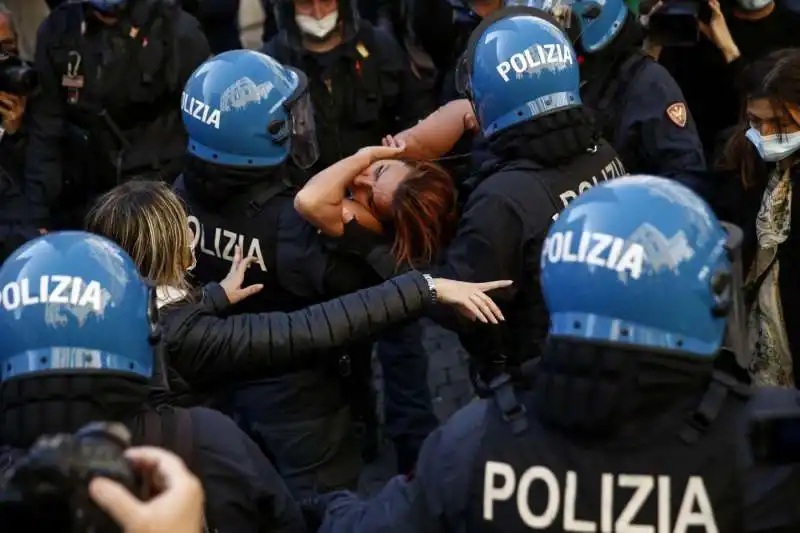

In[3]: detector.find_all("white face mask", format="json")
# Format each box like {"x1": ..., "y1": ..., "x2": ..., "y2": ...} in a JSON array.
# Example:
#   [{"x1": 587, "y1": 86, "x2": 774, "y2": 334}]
[
  {"x1": 736, "y1": 0, "x2": 772, "y2": 11},
  {"x1": 746, "y1": 127, "x2": 800, "y2": 162},
  {"x1": 295, "y1": 11, "x2": 339, "y2": 40}
]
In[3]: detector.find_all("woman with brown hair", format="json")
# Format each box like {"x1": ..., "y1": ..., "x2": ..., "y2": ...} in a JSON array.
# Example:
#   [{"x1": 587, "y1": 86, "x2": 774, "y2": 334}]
[
  {"x1": 85, "y1": 180, "x2": 511, "y2": 395},
  {"x1": 294, "y1": 142, "x2": 458, "y2": 269},
  {"x1": 720, "y1": 48, "x2": 800, "y2": 387}
]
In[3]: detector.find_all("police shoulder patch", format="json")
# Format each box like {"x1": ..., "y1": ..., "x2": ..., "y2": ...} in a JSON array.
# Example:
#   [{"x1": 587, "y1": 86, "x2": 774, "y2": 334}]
[{"x1": 666, "y1": 102, "x2": 687, "y2": 128}]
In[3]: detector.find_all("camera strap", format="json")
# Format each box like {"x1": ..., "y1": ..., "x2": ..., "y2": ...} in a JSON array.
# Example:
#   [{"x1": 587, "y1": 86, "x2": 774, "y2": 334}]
[
  {"x1": 142, "y1": 408, "x2": 194, "y2": 469},
  {"x1": 141, "y1": 408, "x2": 213, "y2": 532}
]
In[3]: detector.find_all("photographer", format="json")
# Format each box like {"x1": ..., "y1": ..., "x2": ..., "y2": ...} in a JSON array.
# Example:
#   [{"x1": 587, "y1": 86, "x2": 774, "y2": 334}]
[{"x1": 0, "y1": 3, "x2": 42, "y2": 263}]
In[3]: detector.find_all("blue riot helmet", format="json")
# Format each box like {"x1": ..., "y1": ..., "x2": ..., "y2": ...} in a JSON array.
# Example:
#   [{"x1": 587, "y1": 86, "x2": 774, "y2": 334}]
[
  {"x1": 455, "y1": 6, "x2": 581, "y2": 138},
  {"x1": 0, "y1": 231, "x2": 158, "y2": 382},
  {"x1": 540, "y1": 175, "x2": 747, "y2": 359},
  {"x1": 181, "y1": 49, "x2": 319, "y2": 169},
  {"x1": 520, "y1": 0, "x2": 628, "y2": 52}
]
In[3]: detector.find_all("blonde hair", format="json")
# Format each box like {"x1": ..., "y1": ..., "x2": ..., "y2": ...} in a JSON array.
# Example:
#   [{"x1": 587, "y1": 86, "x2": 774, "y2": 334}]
[{"x1": 85, "y1": 180, "x2": 193, "y2": 292}]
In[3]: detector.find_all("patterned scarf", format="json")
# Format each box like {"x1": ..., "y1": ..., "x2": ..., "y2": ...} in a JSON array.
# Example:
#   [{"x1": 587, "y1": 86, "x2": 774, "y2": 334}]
[{"x1": 748, "y1": 167, "x2": 794, "y2": 387}]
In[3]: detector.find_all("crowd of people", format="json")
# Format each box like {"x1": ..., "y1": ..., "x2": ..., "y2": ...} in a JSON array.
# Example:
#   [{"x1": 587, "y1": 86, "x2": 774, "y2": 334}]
[{"x1": 0, "y1": 0, "x2": 800, "y2": 531}]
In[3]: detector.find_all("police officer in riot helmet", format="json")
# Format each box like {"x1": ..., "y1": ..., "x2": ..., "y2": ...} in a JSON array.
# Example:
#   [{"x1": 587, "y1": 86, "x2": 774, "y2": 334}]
[
  {"x1": 430, "y1": 6, "x2": 624, "y2": 383},
  {"x1": 263, "y1": 0, "x2": 435, "y2": 173},
  {"x1": 23, "y1": 0, "x2": 210, "y2": 232},
  {"x1": 523, "y1": 0, "x2": 709, "y2": 194},
  {"x1": 0, "y1": 231, "x2": 307, "y2": 533},
  {"x1": 176, "y1": 49, "x2": 320, "y2": 316},
  {"x1": 175, "y1": 49, "x2": 365, "y2": 499},
  {"x1": 308, "y1": 176, "x2": 800, "y2": 533}
]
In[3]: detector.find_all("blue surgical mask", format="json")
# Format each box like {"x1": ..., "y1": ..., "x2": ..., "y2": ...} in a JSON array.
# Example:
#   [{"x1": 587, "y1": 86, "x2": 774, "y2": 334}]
[{"x1": 745, "y1": 127, "x2": 800, "y2": 162}]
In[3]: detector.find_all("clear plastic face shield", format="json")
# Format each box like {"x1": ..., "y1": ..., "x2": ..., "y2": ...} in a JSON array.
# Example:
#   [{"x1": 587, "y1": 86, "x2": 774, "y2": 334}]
[
  {"x1": 716, "y1": 222, "x2": 749, "y2": 369},
  {"x1": 278, "y1": 68, "x2": 319, "y2": 169},
  {"x1": 454, "y1": 53, "x2": 472, "y2": 99}
]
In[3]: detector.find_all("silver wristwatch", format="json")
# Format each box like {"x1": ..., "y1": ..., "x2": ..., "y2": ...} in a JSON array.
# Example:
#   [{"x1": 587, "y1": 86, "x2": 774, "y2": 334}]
[{"x1": 422, "y1": 273, "x2": 438, "y2": 305}]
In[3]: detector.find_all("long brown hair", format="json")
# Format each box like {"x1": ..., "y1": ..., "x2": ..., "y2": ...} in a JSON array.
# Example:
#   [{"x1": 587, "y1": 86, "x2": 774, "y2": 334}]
[
  {"x1": 388, "y1": 159, "x2": 457, "y2": 267},
  {"x1": 85, "y1": 180, "x2": 194, "y2": 293},
  {"x1": 720, "y1": 48, "x2": 800, "y2": 189}
]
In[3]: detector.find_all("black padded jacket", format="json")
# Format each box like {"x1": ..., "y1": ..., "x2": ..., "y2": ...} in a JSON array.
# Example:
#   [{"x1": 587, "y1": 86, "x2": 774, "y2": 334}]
[{"x1": 161, "y1": 270, "x2": 432, "y2": 392}]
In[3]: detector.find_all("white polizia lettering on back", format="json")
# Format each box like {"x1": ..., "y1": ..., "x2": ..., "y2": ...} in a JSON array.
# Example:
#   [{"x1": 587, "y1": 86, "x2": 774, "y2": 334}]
[
  {"x1": 497, "y1": 44, "x2": 575, "y2": 82},
  {"x1": 0, "y1": 276, "x2": 104, "y2": 312},
  {"x1": 181, "y1": 91, "x2": 222, "y2": 129},
  {"x1": 188, "y1": 216, "x2": 267, "y2": 272},
  {"x1": 559, "y1": 158, "x2": 626, "y2": 209},
  {"x1": 483, "y1": 462, "x2": 719, "y2": 532},
  {"x1": 543, "y1": 231, "x2": 645, "y2": 280}
]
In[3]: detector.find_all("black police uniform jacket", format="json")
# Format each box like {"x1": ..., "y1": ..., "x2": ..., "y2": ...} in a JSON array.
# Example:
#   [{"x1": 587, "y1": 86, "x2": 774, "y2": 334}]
[
  {"x1": 432, "y1": 137, "x2": 626, "y2": 368},
  {"x1": 24, "y1": 0, "x2": 210, "y2": 227},
  {"x1": 312, "y1": 344, "x2": 800, "y2": 533},
  {"x1": 160, "y1": 272, "x2": 433, "y2": 397},
  {"x1": 0, "y1": 374, "x2": 307, "y2": 533}
]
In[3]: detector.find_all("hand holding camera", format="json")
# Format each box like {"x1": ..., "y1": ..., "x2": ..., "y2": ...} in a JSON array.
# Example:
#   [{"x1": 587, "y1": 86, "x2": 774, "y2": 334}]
[
  {"x1": 90, "y1": 447, "x2": 204, "y2": 533},
  {"x1": 0, "y1": 422, "x2": 203, "y2": 533}
]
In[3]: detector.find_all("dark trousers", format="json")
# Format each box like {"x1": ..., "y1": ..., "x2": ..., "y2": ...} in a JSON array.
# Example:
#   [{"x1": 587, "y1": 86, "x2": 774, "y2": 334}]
[
  {"x1": 218, "y1": 368, "x2": 361, "y2": 500},
  {"x1": 377, "y1": 319, "x2": 439, "y2": 474}
]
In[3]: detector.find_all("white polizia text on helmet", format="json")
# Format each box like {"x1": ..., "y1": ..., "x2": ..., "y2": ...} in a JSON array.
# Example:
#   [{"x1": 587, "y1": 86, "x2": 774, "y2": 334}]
[
  {"x1": 1, "y1": 276, "x2": 104, "y2": 313},
  {"x1": 496, "y1": 44, "x2": 575, "y2": 83},
  {"x1": 182, "y1": 91, "x2": 222, "y2": 129},
  {"x1": 543, "y1": 231, "x2": 645, "y2": 280}
]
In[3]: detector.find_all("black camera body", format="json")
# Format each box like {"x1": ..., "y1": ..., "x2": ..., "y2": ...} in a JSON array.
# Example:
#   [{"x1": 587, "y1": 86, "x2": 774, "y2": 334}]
[
  {"x1": 0, "y1": 57, "x2": 38, "y2": 96},
  {"x1": 0, "y1": 422, "x2": 145, "y2": 533},
  {"x1": 647, "y1": 0, "x2": 713, "y2": 47}
]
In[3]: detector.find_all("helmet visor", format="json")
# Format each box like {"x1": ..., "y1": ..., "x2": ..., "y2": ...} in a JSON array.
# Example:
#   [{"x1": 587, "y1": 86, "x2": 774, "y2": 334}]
[
  {"x1": 288, "y1": 90, "x2": 319, "y2": 169},
  {"x1": 282, "y1": 67, "x2": 319, "y2": 170},
  {"x1": 454, "y1": 52, "x2": 472, "y2": 98}
]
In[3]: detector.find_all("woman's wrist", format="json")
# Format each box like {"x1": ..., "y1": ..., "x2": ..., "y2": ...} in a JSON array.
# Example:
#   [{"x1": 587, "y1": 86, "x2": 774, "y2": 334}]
[
  {"x1": 204, "y1": 282, "x2": 231, "y2": 312},
  {"x1": 355, "y1": 149, "x2": 377, "y2": 168}
]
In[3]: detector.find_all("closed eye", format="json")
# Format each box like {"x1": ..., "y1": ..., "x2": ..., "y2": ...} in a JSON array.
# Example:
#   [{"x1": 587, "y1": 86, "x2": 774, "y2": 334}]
[{"x1": 373, "y1": 164, "x2": 387, "y2": 182}]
